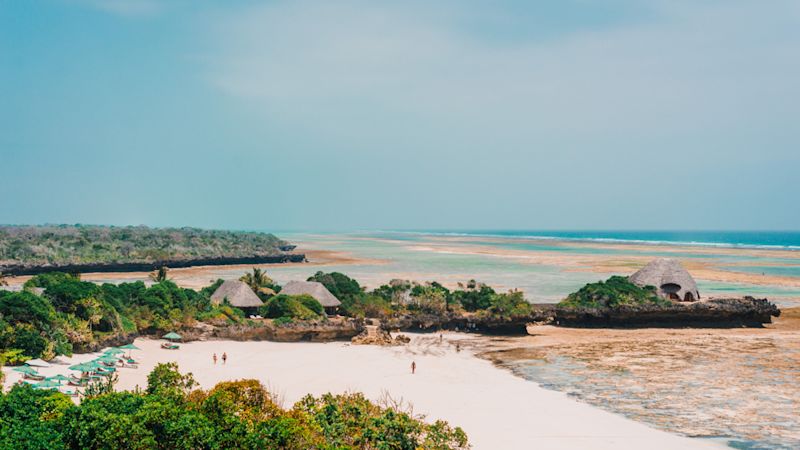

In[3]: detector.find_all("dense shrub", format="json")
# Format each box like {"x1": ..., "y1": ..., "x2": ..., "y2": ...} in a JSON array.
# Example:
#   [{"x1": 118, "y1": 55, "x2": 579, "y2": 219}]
[
  {"x1": 0, "y1": 365, "x2": 470, "y2": 449},
  {"x1": 0, "y1": 225, "x2": 288, "y2": 266},
  {"x1": 0, "y1": 274, "x2": 222, "y2": 359},
  {"x1": 559, "y1": 275, "x2": 669, "y2": 308},
  {"x1": 259, "y1": 294, "x2": 324, "y2": 321},
  {"x1": 307, "y1": 271, "x2": 362, "y2": 301}
]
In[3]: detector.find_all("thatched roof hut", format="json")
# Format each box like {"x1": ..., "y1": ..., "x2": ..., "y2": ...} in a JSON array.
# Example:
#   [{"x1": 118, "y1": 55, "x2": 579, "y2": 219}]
[
  {"x1": 629, "y1": 258, "x2": 700, "y2": 302},
  {"x1": 280, "y1": 281, "x2": 342, "y2": 310},
  {"x1": 210, "y1": 280, "x2": 264, "y2": 308}
]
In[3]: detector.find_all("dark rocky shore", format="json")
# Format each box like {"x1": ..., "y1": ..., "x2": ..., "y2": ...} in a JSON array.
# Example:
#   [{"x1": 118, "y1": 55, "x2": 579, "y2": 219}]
[
  {"x1": 96, "y1": 298, "x2": 781, "y2": 347},
  {"x1": 0, "y1": 254, "x2": 306, "y2": 276},
  {"x1": 550, "y1": 297, "x2": 780, "y2": 328},
  {"x1": 382, "y1": 297, "x2": 781, "y2": 335}
]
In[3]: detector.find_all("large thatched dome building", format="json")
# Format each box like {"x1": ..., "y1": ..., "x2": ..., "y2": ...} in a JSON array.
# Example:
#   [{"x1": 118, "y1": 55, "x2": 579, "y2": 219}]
[
  {"x1": 280, "y1": 281, "x2": 342, "y2": 314},
  {"x1": 629, "y1": 258, "x2": 700, "y2": 302},
  {"x1": 210, "y1": 280, "x2": 264, "y2": 309}
]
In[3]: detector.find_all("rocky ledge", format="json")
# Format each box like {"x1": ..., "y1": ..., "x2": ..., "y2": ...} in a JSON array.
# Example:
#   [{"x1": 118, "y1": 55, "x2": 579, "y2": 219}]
[
  {"x1": 186, "y1": 318, "x2": 365, "y2": 342},
  {"x1": 381, "y1": 297, "x2": 780, "y2": 333},
  {"x1": 351, "y1": 325, "x2": 410, "y2": 346},
  {"x1": 550, "y1": 297, "x2": 781, "y2": 328}
]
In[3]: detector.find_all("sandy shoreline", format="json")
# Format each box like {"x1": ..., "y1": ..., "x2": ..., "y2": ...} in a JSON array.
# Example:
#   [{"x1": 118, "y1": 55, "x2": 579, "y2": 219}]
[{"x1": 2, "y1": 333, "x2": 721, "y2": 450}]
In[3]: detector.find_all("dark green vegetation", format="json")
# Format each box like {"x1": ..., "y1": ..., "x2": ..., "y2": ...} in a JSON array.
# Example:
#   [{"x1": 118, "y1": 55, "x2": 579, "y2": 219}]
[
  {"x1": 0, "y1": 225, "x2": 287, "y2": 266},
  {"x1": 0, "y1": 363, "x2": 469, "y2": 450},
  {"x1": 558, "y1": 275, "x2": 671, "y2": 309},
  {"x1": 240, "y1": 267, "x2": 281, "y2": 297},
  {"x1": 0, "y1": 269, "x2": 535, "y2": 361},
  {"x1": 0, "y1": 273, "x2": 242, "y2": 360},
  {"x1": 259, "y1": 294, "x2": 325, "y2": 324},
  {"x1": 308, "y1": 271, "x2": 533, "y2": 320}
]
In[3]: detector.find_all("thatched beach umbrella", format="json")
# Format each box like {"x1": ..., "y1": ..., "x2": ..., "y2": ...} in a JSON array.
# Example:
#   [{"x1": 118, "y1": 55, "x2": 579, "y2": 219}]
[
  {"x1": 25, "y1": 358, "x2": 51, "y2": 368},
  {"x1": 48, "y1": 374, "x2": 70, "y2": 385},
  {"x1": 163, "y1": 332, "x2": 182, "y2": 341},
  {"x1": 118, "y1": 343, "x2": 141, "y2": 359},
  {"x1": 68, "y1": 362, "x2": 96, "y2": 374},
  {"x1": 35, "y1": 379, "x2": 61, "y2": 390},
  {"x1": 13, "y1": 366, "x2": 40, "y2": 376}
]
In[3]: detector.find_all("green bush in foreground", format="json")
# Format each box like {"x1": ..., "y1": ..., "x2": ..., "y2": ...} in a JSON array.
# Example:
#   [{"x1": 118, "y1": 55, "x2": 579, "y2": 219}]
[
  {"x1": 559, "y1": 275, "x2": 670, "y2": 309},
  {"x1": 0, "y1": 364, "x2": 469, "y2": 450}
]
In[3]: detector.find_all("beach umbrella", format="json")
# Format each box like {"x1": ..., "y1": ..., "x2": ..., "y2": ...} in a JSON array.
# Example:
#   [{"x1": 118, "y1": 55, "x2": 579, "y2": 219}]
[
  {"x1": 162, "y1": 332, "x2": 182, "y2": 341},
  {"x1": 96, "y1": 355, "x2": 120, "y2": 363},
  {"x1": 35, "y1": 379, "x2": 61, "y2": 389},
  {"x1": 48, "y1": 374, "x2": 70, "y2": 384},
  {"x1": 104, "y1": 348, "x2": 125, "y2": 355},
  {"x1": 25, "y1": 358, "x2": 51, "y2": 368},
  {"x1": 68, "y1": 363, "x2": 96, "y2": 372},
  {"x1": 13, "y1": 366, "x2": 40, "y2": 375},
  {"x1": 118, "y1": 344, "x2": 140, "y2": 351}
]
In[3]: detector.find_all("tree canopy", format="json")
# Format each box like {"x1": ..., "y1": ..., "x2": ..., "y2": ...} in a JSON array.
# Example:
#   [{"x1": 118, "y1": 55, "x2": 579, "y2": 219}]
[{"x1": 0, "y1": 364, "x2": 469, "y2": 450}]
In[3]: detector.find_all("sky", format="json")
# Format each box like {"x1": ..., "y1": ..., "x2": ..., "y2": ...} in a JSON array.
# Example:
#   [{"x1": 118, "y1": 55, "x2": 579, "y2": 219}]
[{"x1": 1, "y1": 0, "x2": 799, "y2": 231}]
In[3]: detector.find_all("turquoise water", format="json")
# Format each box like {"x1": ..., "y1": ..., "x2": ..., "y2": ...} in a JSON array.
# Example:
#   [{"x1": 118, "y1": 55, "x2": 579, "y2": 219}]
[
  {"x1": 730, "y1": 265, "x2": 800, "y2": 277},
  {"x1": 262, "y1": 232, "x2": 800, "y2": 307},
  {"x1": 407, "y1": 230, "x2": 800, "y2": 249}
]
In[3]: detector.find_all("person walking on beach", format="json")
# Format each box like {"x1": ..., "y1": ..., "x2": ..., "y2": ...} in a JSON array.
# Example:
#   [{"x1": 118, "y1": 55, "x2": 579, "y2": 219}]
[
  {"x1": 222, "y1": 352, "x2": 227, "y2": 365},
  {"x1": 213, "y1": 353, "x2": 217, "y2": 365},
  {"x1": 411, "y1": 361, "x2": 416, "y2": 374}
]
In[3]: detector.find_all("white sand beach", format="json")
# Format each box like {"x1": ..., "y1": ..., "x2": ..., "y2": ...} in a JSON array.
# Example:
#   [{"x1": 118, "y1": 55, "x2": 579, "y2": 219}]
[{"x1": 3, "y1": 333, "x2": 721, "y2": 450}]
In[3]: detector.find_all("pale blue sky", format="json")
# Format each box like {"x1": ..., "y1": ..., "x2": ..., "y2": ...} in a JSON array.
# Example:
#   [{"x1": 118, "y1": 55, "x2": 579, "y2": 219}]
[{"x1": 1, "y1": 0, "x2": 798, "y2": 231}]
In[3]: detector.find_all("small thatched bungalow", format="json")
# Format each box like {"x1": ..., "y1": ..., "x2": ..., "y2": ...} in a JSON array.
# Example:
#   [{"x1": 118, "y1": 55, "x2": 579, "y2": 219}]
[
  {"x1": 280, "y1": 280, "x2": 342, "y2": 314},
  {"x1": 210, "y1": 280, "x2": 264, "y2": 312},
  {"x1": 629, "y1": 258, "x2": 700, "y2": 302}
]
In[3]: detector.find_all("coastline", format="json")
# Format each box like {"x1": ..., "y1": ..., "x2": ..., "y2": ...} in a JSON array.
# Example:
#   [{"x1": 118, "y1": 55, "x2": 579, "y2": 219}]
[
  {"x1": 475, "y1": 309, "x2": 800, "y2": 449},
  {"x1": 2, "y1": 334, "x2": 723, "y2": 450},
  {"x1": 5, "y1": 233, "x2": 800, "y2": 299}
]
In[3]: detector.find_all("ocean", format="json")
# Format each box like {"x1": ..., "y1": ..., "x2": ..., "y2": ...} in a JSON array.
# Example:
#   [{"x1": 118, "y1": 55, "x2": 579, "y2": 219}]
[
  {"x1": 268, "y1": 231, "x2": 800, "y2": 307},
  {"x1": 404, "y1": 230, "x2": 800, "y2": 250}
]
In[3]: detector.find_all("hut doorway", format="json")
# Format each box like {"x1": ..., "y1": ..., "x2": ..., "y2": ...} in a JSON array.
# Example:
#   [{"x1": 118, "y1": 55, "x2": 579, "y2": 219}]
[
  {"x1": 684, "y1": 292, "x2": 695, "y2": 302},
  {"x1": 660, "y1": 283, "x2": 682, "y2": 300}
]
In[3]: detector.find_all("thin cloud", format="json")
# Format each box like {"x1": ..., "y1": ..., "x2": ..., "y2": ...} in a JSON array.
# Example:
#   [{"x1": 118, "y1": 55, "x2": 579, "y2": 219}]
[{"x1": 202, "y1": 0, "x2": 800, "y2": 159}]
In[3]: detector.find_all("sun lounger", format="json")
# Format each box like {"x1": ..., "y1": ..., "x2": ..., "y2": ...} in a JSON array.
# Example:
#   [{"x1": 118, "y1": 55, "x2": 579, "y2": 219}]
[{"x1": 161, "y1": 343, "x2": 180, "y2": 350}]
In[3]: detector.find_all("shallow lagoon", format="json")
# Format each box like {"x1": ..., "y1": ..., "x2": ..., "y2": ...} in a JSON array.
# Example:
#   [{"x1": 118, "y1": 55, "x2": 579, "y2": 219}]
[{"x1": 267, "y1": 232, "x2": 800, "y2": 306}]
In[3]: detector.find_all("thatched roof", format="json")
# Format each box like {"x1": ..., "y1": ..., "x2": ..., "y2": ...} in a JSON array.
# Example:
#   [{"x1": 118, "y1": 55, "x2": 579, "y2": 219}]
[
  {"x1": 629, "y1": 258, "x2": 700, "y2": 301},
  {"x1": 280, "y1": 281, "x2": 341, "y2": 308},
  {"x1": 210, "y1": 280, "x2": 264, "y2": 308}
]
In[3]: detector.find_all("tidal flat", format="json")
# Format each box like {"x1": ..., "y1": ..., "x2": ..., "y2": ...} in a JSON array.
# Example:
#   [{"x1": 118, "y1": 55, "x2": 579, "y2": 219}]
[{"x1": 477, "y1": 310, "x2": 800, "y2": 449}]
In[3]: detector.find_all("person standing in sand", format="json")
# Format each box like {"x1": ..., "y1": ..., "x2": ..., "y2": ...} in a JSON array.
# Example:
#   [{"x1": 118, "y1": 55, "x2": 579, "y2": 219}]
[
  {"x1": 213, "y1": 353, "x2": 217, "y2": 365},
  {"x1": 411, "y1": 361, "x2": 416, "y2": 374},
  {"x1": 222, "y1": 352, "x2": 227, "y2": 364}
]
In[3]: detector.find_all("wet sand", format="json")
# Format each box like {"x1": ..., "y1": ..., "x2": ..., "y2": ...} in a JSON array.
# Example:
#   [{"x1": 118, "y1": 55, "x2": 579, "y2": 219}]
[{"x1": 475, "y1": 309, "x2": 800, "y2": 448}]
